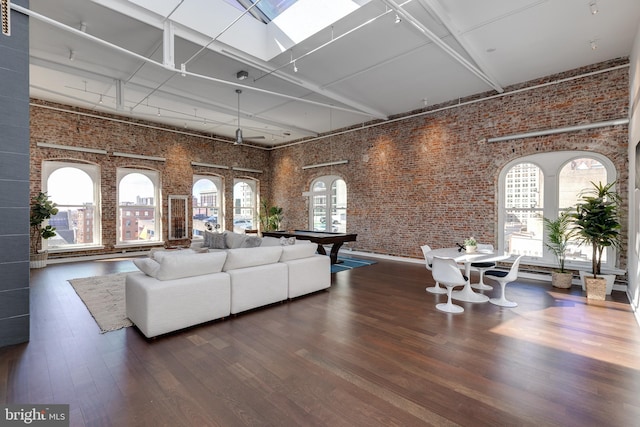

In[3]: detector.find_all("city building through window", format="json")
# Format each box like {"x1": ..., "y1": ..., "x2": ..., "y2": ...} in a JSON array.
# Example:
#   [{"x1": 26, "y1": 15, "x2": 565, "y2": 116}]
[
  {"x1": 309, "y1": 176, "x2": 347, "y2": 233},
  {"x1": 498, "y1": 151, "x2": 616, "y2": 270},
  {"x1": 43, "y1": 161, "x2": 101, "y2": 250},
  {"x1": 193, "y1": 175, "x2": 223, "y2": 236},
  {"x1": 117, "y1": 168, "x2": 160, "y2": 245},
  {"x1": 233, "y1": 178, "x2": 257, "y2": 232}
]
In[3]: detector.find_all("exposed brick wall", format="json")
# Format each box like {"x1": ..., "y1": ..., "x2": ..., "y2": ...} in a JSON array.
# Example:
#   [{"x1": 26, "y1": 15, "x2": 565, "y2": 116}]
[
  {"x1": 30, "y1": 101, "x2": 271, "y2": 258},
  {"x1": 271, "y1": 59, "x2": 630, "y2": 270},
  {"x1": 29, "y1": 58, "x2": 630, "y2": 274}
]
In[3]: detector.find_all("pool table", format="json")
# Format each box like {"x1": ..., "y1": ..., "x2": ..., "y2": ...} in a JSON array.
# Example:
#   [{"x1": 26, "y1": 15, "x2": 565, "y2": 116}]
[{"x1": 262, "y1": 230, "x2": 357, "y2": 264}]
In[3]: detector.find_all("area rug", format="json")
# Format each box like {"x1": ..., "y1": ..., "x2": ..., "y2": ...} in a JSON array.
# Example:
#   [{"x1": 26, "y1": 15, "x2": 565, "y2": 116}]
[
  {"x1": 68, "y1": 272, "x2": 133, "y2": 333},
  {"x1": 331, "y1": 256, "x2": 377, "y2": 273}
]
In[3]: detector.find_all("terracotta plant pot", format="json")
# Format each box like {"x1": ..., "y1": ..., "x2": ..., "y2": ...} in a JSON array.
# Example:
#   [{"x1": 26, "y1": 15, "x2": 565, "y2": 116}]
[
  {"x1": 551, "y1": 271, "x2": 573, "y2": 289},
  {"x1": 584, "y1": 276, "x2": 606, "y2": 300}
]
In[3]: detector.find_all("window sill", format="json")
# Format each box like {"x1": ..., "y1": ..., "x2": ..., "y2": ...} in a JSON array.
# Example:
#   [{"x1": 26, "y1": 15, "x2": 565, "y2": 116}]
[
  {"x1": 47, "y1": 245, "x2": 105, "y2": 253},
  {"x1": 114, "y1": 241, "x2": 165, "y2": 249}
]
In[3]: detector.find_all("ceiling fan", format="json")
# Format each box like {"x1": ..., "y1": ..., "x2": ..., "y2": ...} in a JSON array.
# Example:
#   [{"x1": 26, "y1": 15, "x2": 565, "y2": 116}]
[{"x1": 234, "y1": 89, "x2": 266, "y2": 145}]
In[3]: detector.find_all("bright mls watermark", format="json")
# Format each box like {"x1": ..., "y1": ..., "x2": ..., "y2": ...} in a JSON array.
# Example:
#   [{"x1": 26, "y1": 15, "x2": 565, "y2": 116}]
[{"x1": 1, "y1": 405, "x2": 69, "y2": 426}]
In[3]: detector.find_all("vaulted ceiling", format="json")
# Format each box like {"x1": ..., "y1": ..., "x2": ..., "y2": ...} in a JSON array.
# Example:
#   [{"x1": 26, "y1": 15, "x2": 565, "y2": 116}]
[{"x1": 21, "y1": 0, "x2": 640, "y2": 147}]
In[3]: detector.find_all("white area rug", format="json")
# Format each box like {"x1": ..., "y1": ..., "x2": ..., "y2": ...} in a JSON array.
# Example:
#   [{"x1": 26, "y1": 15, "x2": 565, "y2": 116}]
[{"x1": 68, "y1": 272, "x2": 133, "y2": 333}]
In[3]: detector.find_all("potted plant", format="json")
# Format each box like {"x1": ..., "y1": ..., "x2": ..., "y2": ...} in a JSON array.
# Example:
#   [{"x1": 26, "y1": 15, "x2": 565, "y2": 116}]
[
  {"x1": 259, "y1": 200, "x2": 283, "y2": 232},
  {"x1": 543, "y1": 209, "x2": 575, "y2": 288},
  {"x1": 30, "y1": 191, "x2": 59, "y2": 268},
  {"x1": 570, "y1": 181, "x2": 622, "y2": 299},
  {"x1": 464, "y1": 236, "x2": 477, "y2": 253}
]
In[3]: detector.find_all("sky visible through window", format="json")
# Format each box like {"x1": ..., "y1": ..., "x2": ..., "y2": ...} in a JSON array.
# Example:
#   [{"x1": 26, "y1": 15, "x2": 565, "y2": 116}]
[{"x1": 224, "y1": 0, "x2": 299, "y2": 22}]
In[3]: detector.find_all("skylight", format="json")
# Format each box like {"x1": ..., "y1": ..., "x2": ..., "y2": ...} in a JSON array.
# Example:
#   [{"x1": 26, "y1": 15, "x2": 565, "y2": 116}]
[{"x1": 226, "y1": 0, "x2": 299, "y2": 23}]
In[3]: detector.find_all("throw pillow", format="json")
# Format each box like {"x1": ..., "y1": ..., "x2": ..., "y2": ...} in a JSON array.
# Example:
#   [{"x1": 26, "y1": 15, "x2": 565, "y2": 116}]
[
  {"x1": 225, "y1": 231, "x2": 248, "y2": 249},
  {"x1": 280, "y1": 236, "x2": 296, "y2": 246},
  {"x1": 241, "y1": 236, "x2": 263, "y2": 248},
  {"x1": 204, "y1": 231, "x2": 227, "y2": 249},
  {"x1": 260, "y1": 236, "x2": 281, "y2": 247},
  {"x1": 133, "y1": 257, "x2": 160, "y2": 277}
]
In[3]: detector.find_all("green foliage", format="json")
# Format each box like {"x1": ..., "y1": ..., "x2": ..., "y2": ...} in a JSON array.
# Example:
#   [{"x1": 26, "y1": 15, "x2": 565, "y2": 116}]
[
  {"x1": 570, "y1": 181, "x2": 621, "y2": 278},
  {"x1": 464, "y1": 236, "x2": 477, "y2": 247},
  {"x1": 30, "y1": 192, "x2": 59, "y2": 253},
  {"x1": 259, "y1": 200, "x2": 283, "y2": 232},
  {"x1": 543, "y1": 209, "x2": 575, "y2": 273}
]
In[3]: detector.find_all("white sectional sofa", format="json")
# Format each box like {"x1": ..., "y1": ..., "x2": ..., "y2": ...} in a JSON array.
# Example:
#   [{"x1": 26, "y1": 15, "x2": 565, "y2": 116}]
[{"x1": 125, "y1": 236, "x2": 330, "y2": 338}]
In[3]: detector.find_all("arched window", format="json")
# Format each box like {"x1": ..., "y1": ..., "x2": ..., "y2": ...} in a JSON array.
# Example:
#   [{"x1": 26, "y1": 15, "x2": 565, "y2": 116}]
[
  {"x1": 498, "y1": 151, "x2": 616, "y2": 271},
  {"x1": 43, "y1": 161, "x2": 101, "y2": 251},
  {"x1": 310, "y1": 176, "x2": 347, "y2": 232},
  {"x1": 193, "y1": 175, "x2": 224, "y2": 236},
  {"x1": 233, "y1": 178, "x2": 257, "y2": 232},
  {"x1": 117, "y1": 168, "x2": 160, "y2": 245}
]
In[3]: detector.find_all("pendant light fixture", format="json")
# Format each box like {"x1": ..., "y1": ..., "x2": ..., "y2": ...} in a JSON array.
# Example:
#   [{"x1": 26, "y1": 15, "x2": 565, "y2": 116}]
[{"x1": 235, "y1": 89, "x2": 243, "y2": 145}]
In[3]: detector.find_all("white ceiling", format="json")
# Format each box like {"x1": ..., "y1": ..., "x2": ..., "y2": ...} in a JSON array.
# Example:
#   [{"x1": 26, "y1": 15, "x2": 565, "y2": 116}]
[{"x1": 20, "y1": 0, "x2": 640, "y2": 147}]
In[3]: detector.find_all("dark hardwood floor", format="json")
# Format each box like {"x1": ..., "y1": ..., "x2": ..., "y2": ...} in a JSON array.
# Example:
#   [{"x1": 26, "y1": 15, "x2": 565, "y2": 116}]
[{"x1": 2, "y1": 257, "x2": 640, "y2": 426}]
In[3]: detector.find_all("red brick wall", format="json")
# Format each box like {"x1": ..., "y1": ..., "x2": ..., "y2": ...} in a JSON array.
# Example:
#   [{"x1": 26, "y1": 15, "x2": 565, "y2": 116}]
[
  {"x1": 29, "y1": 58, "x2": 629, "y2": 271},
  {"x1": 271, "y1": 59, "x2": 630, "y2": 266},
  {"x1": 30, "y1": 102, "x2": 271, "y2": 257}
]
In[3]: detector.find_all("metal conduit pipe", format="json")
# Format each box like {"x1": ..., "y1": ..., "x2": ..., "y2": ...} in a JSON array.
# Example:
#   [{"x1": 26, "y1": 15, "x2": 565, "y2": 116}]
[{"x1": 486, "y1": 118, "x2": 629, "y2": 143}]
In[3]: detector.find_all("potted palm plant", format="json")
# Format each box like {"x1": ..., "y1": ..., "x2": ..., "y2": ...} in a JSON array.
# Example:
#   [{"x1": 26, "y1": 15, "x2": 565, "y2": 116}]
[
  {"x1": 570, "y1": 181, "x2": 622, "y2": 299},
  {"x1": 259, "y1": 200, "x2": 283, "y2": 232},
  {"x1": 543, "y1": 209, "x2": 574, "y2": 288},
  {"x1": 30, "y1": 191, "x2": 59, "y2": 268}
]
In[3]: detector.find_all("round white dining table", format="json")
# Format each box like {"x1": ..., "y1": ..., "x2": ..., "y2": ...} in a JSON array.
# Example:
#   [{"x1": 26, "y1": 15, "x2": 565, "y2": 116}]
[{"x1": 427, "y1": 247, "x2": 511, "y2": 303}]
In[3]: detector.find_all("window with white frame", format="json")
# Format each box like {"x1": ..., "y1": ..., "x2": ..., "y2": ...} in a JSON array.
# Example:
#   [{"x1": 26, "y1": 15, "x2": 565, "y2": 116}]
[
  {"x1": 43, "y1": 161, "x2": 101, "y2": 250},
  {"x1": 193, "y1": 175, "x2": 224, "y2": 236},
  {"x1": 233, "y1": 178, "x2": 257, "y2": 232},
  {"x1": 310, "y1": 176, "x2": 347, "y2": 232},
  {"x1": 117, "y1": 168, "x2": 161, "y2": 244},
  {"x1": 499, "y1": 151, "x2": 616, "y2": 270}
]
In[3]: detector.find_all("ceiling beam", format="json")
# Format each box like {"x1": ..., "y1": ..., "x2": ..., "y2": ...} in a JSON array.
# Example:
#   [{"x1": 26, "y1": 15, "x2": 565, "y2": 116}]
[
  {"x1": 380, "y1": 0, "x2": 504, "y2": 93},
  {"x1": 29, "y1": 56, "x2": 319, "y2": 137},
  {"x1": 14, "y1": 3, "x2": 375, "y2": 119},
  {"x1": 91, "y1": 0, "x2": 389, "y2": 120},
  {"x1": 416, "y1": 0, "x2": 503, "y2": 93}
]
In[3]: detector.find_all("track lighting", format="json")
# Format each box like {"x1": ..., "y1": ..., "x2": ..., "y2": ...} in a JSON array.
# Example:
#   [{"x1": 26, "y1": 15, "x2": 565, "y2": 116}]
[
  {"x1": 236, "y1": 70, "x2": 248, "y2": 80},
  {"x1": 395, "y1": 14, "x2": 401, "y2": 24},
  {"x1": 589, "y1": 1, "x2": 599, "y2": 15},
  {"x1": 293, "y1": 61, "x2": 298, "y2": 73},
  {"x1": 590, "y1": 40, "x2": 598, "y2": 50},
  {"x1": 69, "y1": 50, "x2": 75, "y2": 61},
  {"x1": 98, "y1": 95, "x2": 103, "y2": 104},
  {"x1": 157, "y1": 108, "x2": 161, "y2": 116}
]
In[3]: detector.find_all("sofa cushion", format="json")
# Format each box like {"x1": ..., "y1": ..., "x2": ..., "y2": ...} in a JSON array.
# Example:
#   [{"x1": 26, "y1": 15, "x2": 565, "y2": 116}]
[
  {"x1": 151, "y1": 248, "x2": 197, "y2": 261},
  {"x1": 225, "y1": 231, "x2": 248, "y2": 249},
  {"x1": 223, "y1": 246, "x2": 283, "y2": 271},
  {"x1": 133, "y1": 257, "x2": 160, "y2": 277},
  {"x1": 280, "y1": 242, "x2": 318, "y2": 261},
  {"x1": 156, "y1": 251, "x2": 228, "y2": 281}
]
